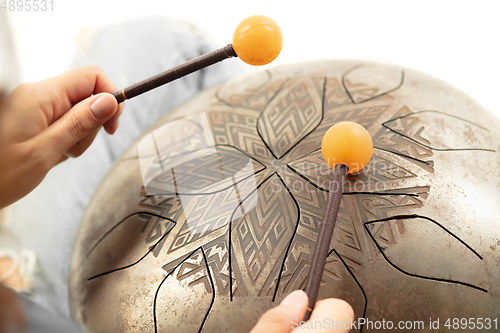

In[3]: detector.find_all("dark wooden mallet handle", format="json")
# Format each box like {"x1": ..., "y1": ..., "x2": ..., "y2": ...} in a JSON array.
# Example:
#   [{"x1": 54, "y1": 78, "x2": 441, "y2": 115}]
[
  {"x1": 112, "y1": 44, "x2": 237, "y2": 103},
  {"x1": 302, "y1": 163, "x2": 349, "y2": 321}
]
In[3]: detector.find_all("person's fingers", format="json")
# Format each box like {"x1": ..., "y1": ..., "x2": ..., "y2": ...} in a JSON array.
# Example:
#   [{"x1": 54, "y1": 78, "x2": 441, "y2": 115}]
[
  {"x1": 47, "y1": 65, "x2": 125, "y2": 135},
  {"x1": 33, "y1": 92, "x2": 118, "y2": 164},
  {"x1": 39, "y1": 65, "x2": 120, "y2": 124},
  {"x1": 103, "y1": 102, "x2": 124, "y2": 135},
  {"x1": 64, "y1": 127, "x2": 100, "y2": 158},
  {"x1": 307, "y1": 298, "x2": 355, "y2": 333},
  {"x1": 250, "y1": 290, "x2": 308, "y2": 333},
  {"x1": 56, "y1": 155, "x2": 69, "y2": 165},
  {"x1": 64, "y1": 100, "x2": 123, "y2": 156}
]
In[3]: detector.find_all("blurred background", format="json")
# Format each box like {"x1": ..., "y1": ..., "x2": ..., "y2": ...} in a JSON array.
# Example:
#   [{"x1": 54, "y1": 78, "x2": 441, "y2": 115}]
[{"x1": 4, "y1": 0, "x2": 500, "y2": 116}]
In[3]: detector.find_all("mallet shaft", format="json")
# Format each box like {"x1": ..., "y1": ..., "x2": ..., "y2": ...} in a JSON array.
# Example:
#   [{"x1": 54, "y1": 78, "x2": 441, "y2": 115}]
[
  {"x1": 303, "y1": 163, "x2": 349, "y2": 321},
  {"x1": 113, "y1": 44, "x2": 237, "y2": 103}
]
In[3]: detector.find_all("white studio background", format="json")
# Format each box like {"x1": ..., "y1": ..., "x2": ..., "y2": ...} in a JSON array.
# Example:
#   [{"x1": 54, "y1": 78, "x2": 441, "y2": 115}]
[{"x1": 6, "y1": 0, "x2": 500, "y2": 117}]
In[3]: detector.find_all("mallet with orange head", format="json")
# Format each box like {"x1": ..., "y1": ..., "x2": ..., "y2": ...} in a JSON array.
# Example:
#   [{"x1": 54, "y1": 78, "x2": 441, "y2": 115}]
[{"x1": 112, "y1": 15, "x2": 283, "y2": 103}]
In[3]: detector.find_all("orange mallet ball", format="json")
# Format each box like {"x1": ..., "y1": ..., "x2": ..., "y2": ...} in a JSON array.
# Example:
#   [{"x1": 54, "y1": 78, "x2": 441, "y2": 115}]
[
  {"x1": 232, "y1": 15, "x2": 283, "y2": 66},
  {"x1": 321, "y1": 121, "x2": 373, "y2": 174}
]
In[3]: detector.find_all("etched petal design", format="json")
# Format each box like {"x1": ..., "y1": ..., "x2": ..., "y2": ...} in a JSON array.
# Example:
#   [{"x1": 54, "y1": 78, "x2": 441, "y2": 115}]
[
  {"x1": 284, "y1": 104, "x2": 389, "y2": 162},
  {"x1": 209, "y1": 111, "x2": 273, "y2": 163},
  {"x1": 372, "y1": 106, "x2": 434, "y2": 172},
  {"x1": 146, "y1": 145, "x2": 265, "y2": 196},
  {"x1": 217, "y1": 70, "x2": 285, "y2": 111},
  {"x1": 138, "y1": 113, "x2": 216, "y2": 195},
  {"x1": 165, "y1": 155, "x2": 261, "y2": 254},
  {"x1": 86, "y1": 213, "x2": 175, "y2": 280},
  {"x1": 230, "y1": 174, "x2": 299, "y2": 298},
  {"x1": 156, "y1": 248, "x2": 214, "y2": 332},
  {"x1": 384, "y1": 110, "x2": 495, "y2": 151},
  {"x1": 366, "y1": 216, "x2": 486, "y2": 291},
  {"x1": 167, "y1": 166, "x2": 259, "y2": 253},
  {"x1": 324, "y1": 77, "x2": 353, "y2": 109},
  {"x1": 289, "y1": 150, "x2": 419, "y2": 193},
  {"x1": 343, "y1": 64, "x2": 404, "y2": 104},
  {"x1": 258, "y1": 77, "x2": 325, "y2": 159}
]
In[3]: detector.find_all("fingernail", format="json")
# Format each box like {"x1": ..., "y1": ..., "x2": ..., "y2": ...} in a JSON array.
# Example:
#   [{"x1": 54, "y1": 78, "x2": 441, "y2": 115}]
[
  {"x1": 90, "y1": 94, "x2": 116, "y2": 120},
  {"x1": 281, "y1": 290, "x2": 307, "y2": 307}
]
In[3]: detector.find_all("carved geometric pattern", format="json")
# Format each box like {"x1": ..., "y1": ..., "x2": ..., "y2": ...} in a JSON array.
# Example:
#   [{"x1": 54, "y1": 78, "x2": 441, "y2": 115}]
[
  {"x1": 276, "y1": 233, "x2": 314, "y2": 295},
  {"x1": 369, "y1": 220, "x2": 403, "y2": 247},
  {"x1": 325, "y1": 255, "x2": 363, "y2": 281},
  {"x1": 284, "y1": 105, "x2": 389, "y2": 161},
  {"x1": 174, "y1": 250, "x2": 212, "y2": 293},
  {"x1": 372, "y1": 106, "x2": 434, "y2": 172},
  {"x1": 351, "y1": 153, "x2": 417, "y2": 183},
  {"x1": 139, "y1": 191, "x2": 184, "y2": 220},
  {"x1": 332, "y1": 198, "x2": 363, "y2": 254},
  {"x1": 234, "y1": 79, "x2": 285, "y2": 111},
  {"x1": 282, "y1": 172, "x2": 327, "y2": 233},
  {"x1": 272, "y1": 231, "x2": 364, "y2": 298},
  {"x1": 269, "y1": 172, "x2": 366, "y2": 298},
  {"x1": 139, "y1": 115, "x2": 214, "y2": 165},
  {"x1": 167, "y1": 173, "x2": 258, "y2": 253},
  {"x1": 383, "y1": 110, "x2": 495, "y2": 151},
  {"x1": 146, "y1": 145, "x2": 265, "y2": 195},
  {"x1": 324, "y1": 77, "x2": 352, "y2": 110},
  {"x1": 258, "y1": 77, "x2": 324, "y2": 159},
  {"x1": 155, "y1": 247, "x2": 214, "y2": 333},
  {"x1": 289, "y1": 149, "x2": 417, "y2": 192},
  {"x1": 357, "y1": 193, "x2": 426, "y2": 222},
  {"x1": 202, "y1": 236, "x2": 232, "y2": 296},
  {"x1": 342, "y1": 64, "x2": 404, "y2": 104},
  {"x1": 321, "y1": 105, "x2": 389, "y2": 131},
  {"x1": 216, "y1": 70, "x2": 285, "y2": 111},
  {"x1": 230, "y1": 174, "x2": 299, "y2": 297},
  {"x1": 137, "y1": 192, "x2": 185, "y2": 256},
  {"x1": 209, "y1": 111, "x2": 272, "y2": 163},
  {"x1": 85, "y1": 212, "x2": 175, "y2": 280},
  {"x1": 352, "y1": 188, "x2": 429, "y2": 261}
]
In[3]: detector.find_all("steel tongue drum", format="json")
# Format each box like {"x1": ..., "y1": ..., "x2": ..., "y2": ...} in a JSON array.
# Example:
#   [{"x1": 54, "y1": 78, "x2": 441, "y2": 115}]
[{"x1": 70, "y1": 59, "x2": 500, "y2": 332}]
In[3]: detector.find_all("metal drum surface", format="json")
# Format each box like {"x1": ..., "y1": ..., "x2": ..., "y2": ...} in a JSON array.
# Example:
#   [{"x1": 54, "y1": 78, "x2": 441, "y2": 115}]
[{"x1": 70, "y1": 60, "x2": 500, "y2": 332}]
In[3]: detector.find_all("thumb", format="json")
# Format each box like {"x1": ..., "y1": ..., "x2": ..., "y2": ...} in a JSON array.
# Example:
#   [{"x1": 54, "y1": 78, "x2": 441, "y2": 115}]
[
  {"x1": 38, "y1": 93, "x2": 118, "y2": 161},
  {"x1": 250, "y1": 290, "x2": 308, "y2": 333}
]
